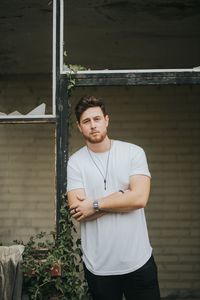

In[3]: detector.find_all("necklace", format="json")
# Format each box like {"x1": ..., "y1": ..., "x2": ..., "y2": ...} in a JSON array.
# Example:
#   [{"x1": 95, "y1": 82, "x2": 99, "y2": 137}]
[{"x1": 87, "y1": 140, "x2": 112, "y2": 190}]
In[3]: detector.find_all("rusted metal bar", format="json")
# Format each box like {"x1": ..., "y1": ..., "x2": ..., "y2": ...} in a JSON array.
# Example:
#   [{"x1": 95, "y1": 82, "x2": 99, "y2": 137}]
[
  {"x1": 55, "y1": 0, "x2": 61, "y2": 236},
  {"x1": 0, "y1": 118, "x2": 56, "y2": 124},
  {"x1": 62, "y1": 71, "x2": 200, "y2": 86},
  {"x1": 56, "y1": 77, "x2": 69, "y2": 236},
  {"x1": 55, "y1": 0, "x2": 69, "y2": 236}
]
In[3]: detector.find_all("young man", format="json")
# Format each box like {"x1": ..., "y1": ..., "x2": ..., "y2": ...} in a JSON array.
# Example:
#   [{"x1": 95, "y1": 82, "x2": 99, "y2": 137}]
[{"x1": 67, "y1": 96, "x2": 160, "y2": 300}]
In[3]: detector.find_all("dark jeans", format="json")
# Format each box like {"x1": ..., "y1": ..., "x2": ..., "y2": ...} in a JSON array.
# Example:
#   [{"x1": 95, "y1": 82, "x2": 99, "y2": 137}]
[{"x1": 84, "y1": 255, "x2": 160, "y2": 300}]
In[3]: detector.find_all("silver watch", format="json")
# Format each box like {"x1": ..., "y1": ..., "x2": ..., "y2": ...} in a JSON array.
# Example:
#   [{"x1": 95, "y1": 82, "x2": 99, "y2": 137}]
[{"x1": 93, "y1": 200, "x2": 100, "y2": 212}]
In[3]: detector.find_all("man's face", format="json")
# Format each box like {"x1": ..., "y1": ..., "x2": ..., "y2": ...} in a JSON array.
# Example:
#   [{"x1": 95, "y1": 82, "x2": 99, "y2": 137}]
[{"x1": 77, "y1": 107, "x2": 109, "y2": 144}]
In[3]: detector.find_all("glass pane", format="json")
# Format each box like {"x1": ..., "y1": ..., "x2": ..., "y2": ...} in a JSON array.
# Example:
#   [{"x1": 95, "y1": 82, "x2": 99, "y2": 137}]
[
  {"x1": 0, "y1": 75, "x2": 52, "y2": 116},
  {"x1": 0, "y1": 1, "x2": 53, "y2": 116}
]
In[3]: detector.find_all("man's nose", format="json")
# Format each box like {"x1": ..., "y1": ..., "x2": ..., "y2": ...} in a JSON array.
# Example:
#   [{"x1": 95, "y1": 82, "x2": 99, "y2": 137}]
[{"x1": 90, "y1": 120, "x2": 96, "y2": 129}]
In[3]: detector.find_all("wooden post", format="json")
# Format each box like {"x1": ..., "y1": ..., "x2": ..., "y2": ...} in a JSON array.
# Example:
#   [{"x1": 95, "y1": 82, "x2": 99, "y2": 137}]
[{"x1": 55, "y1": 0, "x2": 69, "y2": 236}]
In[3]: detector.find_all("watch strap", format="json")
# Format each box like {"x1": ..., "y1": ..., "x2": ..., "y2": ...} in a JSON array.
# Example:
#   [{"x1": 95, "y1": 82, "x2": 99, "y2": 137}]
[{"x1": 93, "y1": 199, "x2": 100, "y2": 211}]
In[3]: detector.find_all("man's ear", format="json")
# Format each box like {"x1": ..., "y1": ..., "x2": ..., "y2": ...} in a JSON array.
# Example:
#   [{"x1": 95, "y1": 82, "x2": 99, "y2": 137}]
[
  {"x1": 105, "y1": 115, "x2": 109, "y2": 127},
  {"x1": 77, "y1": 121, "x2": 82, "y2": 133}
]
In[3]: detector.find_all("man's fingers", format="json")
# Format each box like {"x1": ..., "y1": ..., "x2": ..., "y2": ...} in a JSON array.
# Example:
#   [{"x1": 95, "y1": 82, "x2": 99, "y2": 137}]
[
  {"x1": 69, "y1": 206, "x2": 78, "y2": 214},
  {"x1": 72, "y1": 210, "x2": 83, "y2": 221},
  {"x1": 69, "y1": 206, "x2": 83, "y2": 218},
  {"x1": 74, "y1": 211, "x2": 82, "y2": 218}
]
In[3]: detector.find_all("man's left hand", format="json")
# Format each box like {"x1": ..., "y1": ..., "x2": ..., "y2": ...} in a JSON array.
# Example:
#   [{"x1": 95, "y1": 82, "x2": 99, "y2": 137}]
[{"x1": 69, "y1": 195, "x2": 95, "y2": 221}]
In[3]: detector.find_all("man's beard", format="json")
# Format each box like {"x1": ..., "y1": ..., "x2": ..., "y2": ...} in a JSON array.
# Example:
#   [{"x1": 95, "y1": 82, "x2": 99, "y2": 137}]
[{"x1": 84, "y1": 131, "x2": 107, "y2": 144}]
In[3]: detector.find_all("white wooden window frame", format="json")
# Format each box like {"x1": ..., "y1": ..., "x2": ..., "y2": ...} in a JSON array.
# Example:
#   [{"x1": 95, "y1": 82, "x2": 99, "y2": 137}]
[
  {"x1": 59, "y1": 0, "x2": 200, "y2": 76},
  {"x1": 1, "y1": 0, "x2": 199, "y2": 122},
  {"x1": 0, "y1": 1, "x2": 57, "y2": 121}
]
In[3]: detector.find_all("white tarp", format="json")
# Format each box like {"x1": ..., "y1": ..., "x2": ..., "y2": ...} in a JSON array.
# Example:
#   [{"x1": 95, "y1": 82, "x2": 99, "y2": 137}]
[{"x1": 0, "y1": 245, "x2": 24, "y2": 300}]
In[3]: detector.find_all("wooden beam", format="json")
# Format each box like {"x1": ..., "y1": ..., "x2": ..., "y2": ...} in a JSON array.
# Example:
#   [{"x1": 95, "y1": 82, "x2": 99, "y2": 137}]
[
  {"x1": 0, "y1": 117, "x2": 56, "y2": 124},
  {"x1": 65, "y1": 71, "x2": 200, "y2": 86},
  {"x1": 56, "y1": 77, "x2": 69, "y2": 236}
]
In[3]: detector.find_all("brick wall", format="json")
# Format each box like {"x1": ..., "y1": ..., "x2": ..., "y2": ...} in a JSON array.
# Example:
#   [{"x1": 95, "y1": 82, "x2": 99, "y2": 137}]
[
  {"x1": 69, "y1": 85, "x2": 200, "y2": 298},
  {"x1": 0, "y1": 77, "x2": 199, "y2": 298},
  {"x1": 0, "y1": 75, "x2": 55, "y2": 244}
]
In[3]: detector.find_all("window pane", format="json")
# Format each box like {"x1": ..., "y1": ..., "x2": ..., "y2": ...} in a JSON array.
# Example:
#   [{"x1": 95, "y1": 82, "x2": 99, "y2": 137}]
[
  {"x1": 64, "y1": 0, "x2": 200, "y2": 70},
  {"x1": 0, "y1": 1, "x2": 53, "y2": 115}
]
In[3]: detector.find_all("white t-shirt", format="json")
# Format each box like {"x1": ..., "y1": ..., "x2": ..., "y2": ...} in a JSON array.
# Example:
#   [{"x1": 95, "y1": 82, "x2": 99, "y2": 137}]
[{"x1": 67, "y1": 140, "x2": 152, "y2": 275}]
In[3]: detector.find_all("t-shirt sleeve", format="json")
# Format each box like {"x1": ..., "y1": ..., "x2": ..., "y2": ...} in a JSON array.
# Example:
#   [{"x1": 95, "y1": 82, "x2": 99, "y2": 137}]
[
  {"x1": 67, "y1": 156, "x2": 84, "y2": 192},
  {"x1": 130, "y1": 146, "x2": 151, "y2": 178}
]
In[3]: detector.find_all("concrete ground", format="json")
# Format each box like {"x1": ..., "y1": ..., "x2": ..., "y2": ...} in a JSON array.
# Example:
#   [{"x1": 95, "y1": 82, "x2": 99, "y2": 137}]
[{"x1": 162, "y1": 298, "x2": 200, "y2": 300}]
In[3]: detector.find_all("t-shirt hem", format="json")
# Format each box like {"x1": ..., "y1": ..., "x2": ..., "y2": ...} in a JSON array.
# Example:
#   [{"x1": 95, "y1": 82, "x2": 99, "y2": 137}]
[{"x1": 84, "y1": 249, "x2": 152, "y2": 276}]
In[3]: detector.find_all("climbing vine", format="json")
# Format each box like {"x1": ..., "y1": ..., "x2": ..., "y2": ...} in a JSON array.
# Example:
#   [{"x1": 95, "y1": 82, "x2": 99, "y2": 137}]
[
  {"x1": 14, "y1": 63, "x2": 90, "y2": 299},
  {"x1": 15, "y1": 204, "x2": 88, "y2": 300}
]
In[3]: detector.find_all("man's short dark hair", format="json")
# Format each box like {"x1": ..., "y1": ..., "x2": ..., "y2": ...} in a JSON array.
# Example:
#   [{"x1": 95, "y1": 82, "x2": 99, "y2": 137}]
[{"x1": 75, "y1": 96, "x2": 107, "y2": 123}]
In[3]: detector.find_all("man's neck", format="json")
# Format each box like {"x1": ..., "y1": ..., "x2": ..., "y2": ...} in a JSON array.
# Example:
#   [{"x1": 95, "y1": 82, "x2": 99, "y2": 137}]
[{"x1": 86, "y1": 136, "x2": 111, "y2": 153}]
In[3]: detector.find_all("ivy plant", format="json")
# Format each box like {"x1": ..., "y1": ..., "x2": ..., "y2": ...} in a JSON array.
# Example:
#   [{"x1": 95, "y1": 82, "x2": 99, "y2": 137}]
[
  {"x1": 14, "y1": 56, "x2": 90, "y2": 300},
  {"x1": 15, "y1": 203, "x2": 89, "y2": 300},
  {"x1": 63, "y1": 51, "x2": 89, "y2": 93}
]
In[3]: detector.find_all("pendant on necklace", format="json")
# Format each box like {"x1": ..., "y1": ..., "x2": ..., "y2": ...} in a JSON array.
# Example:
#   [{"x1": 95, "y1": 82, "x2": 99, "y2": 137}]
[{"x1": 104, "y1": 179, "x2": 106, "y2": 190}]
